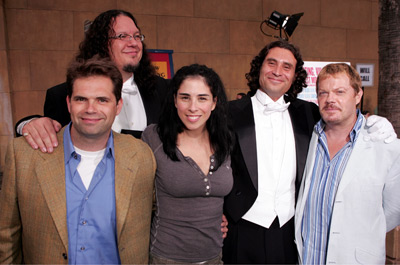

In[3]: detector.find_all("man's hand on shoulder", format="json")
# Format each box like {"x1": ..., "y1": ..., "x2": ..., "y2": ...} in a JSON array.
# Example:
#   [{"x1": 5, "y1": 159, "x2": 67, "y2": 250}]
[
  {"x1": 364, "y1": 115, "x2": 397, "y2": 143},
  {"x1": 21, "y1": 117, "x2": 62, "y2": 153}
]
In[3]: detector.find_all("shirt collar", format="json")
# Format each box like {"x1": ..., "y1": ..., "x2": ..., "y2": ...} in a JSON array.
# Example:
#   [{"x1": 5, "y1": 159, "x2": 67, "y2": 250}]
[
  {"x1": 122, "y1": 74, "x2": 138, "y2": 94},
  {"x1": 315, "y1": 109, "x2": 364, "y2": 143},
  {"x1": 63, "y1": 123, "x2": 115, "y2": 162},
  {"x1": 125, "y1": 74, "x2": 135, "y2": 86},
  {"x1": 254, "y1": 89, "x2": 286, "y2": 106}
]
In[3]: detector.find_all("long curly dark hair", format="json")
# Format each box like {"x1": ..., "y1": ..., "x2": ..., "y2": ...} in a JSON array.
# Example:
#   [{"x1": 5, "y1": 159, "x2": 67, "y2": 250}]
[
  {"x1": 245, "y1": 40, "x2": 307, "y2": 102},
  {"x1": 76, "y1": 9, "x2": 157, "y2": 94},
  {"x1": 158, "y1": 64, "x2": 234, "y2": 170}
]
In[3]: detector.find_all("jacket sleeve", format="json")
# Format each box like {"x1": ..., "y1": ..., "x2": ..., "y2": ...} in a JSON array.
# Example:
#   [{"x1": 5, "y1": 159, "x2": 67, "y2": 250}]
[
  {"x1": 0, "y1": 140, "x2": 23, "y2": 264},
  {"x1": 383, "y1": 149, "x2": 400, "y2": 232},
  {"x1": 43, "y1": 83, "x2": 71, "y2": 127},
  {"x1": 14, "y1": 82, "x2": 70, "y2": 136}
]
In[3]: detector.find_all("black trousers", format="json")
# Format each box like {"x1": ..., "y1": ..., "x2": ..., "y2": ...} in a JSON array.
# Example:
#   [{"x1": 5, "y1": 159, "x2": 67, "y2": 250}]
[{"x1": 222, "y1": 217, "x2": 298, "y2": 264}]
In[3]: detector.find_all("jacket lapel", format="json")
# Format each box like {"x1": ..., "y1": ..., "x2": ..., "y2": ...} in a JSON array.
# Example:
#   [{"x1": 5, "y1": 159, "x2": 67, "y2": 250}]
[
  {"x1": 35, "y1": 129, "x2": 68, "y2": 250},
  {"x1": 113, "y1": 133, "x2": 138, "y2": 241},
  {"x1": 231, "y1": 98, "x2": 258, "y2": 190},
  {"x1": 295, "y1": 131, "x2": 319, "y2": 235},
  {"x1": 336, "y1": 124, "x2": 372, "y2": 194},
  {"x1": 288, "y1": 100, "x2": 315, "y2": 191}
]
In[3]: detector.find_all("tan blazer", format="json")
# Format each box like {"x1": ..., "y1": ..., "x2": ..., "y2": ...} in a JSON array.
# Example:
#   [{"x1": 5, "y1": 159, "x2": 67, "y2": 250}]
[{"x1": 0, "y1": 127, "x2": 156, "y2": 264}]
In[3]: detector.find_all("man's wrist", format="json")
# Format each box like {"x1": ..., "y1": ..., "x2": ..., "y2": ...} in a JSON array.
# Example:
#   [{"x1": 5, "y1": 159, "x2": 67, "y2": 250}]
[{"x1": 16, "y1": 118, "x2": 37, "y2": 135}]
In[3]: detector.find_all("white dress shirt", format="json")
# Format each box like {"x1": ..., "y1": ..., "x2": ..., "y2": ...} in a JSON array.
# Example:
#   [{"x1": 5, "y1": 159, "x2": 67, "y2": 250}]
[
  {"x1": 112, "y1": 74, "x2": 147, "y2": 133},
  {"x1": 242, "y1": 89, "x2": 297, "y2": 228}
]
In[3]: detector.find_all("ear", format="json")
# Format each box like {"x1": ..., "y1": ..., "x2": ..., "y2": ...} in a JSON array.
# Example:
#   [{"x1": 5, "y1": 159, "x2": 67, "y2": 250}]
[
  {"x1": 211, "y1": 97, "x2": 217, "y2": 111},
  {"x1": 67, "y1": 96, "x2": 71, "y2": 113},
  {"x1": 355, "y1": 88, "x2": 363, "y2": 105},
  {"x1": 116, "y1": 98, "x2": 123, "y2": 116}
]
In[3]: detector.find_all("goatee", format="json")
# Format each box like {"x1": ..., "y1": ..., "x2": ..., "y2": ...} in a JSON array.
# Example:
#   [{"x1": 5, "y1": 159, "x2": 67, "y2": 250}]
[{"x1": 123, "y1": 64, "x2": 138, "y2": 73}]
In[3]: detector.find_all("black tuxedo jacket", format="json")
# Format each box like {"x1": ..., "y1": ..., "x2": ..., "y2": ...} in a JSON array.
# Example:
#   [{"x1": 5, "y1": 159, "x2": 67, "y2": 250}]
[
  {"x1": 224, "y1": 96, "x2": 320, "y2": 223},
  {"x1": 15, "y1": 76, "x2": 169, "y2": 138}
]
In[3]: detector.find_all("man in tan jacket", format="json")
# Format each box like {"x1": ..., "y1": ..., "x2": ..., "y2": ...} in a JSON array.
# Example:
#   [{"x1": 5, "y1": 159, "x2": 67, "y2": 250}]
[{"x1": 0, "y1": 57, "x2": 156, "y2": 264}]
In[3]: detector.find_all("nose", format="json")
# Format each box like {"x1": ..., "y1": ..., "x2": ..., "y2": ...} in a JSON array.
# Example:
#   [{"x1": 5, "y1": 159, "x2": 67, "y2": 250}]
[
  {"x1": 86, "y1": 101, "x2": 97, "y2": 113},
  {"x1": 326, "y1": 92, "x2": 335, "y2": 103},
  {"x1": 127, "y1": 36, "x2": 140, "y2": 46},
  {"x1": 272, "y1": 64, "x2": 283, "y2": 76},
  {"x1": 188, "y1": 100, "x2": 198, "y2": 112}
]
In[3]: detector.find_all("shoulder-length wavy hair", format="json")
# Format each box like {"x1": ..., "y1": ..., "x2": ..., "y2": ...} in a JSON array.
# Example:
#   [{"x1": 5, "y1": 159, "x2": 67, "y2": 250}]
[
  {"x1": 76, "y1": 9, "x2": 157, "y2": 94},
  {"x1": 157, "y1": 64, "x2": 234, "y2": 170},
  {"x1": 245, "y1": 40, "x2": 307, "y2": 102}
]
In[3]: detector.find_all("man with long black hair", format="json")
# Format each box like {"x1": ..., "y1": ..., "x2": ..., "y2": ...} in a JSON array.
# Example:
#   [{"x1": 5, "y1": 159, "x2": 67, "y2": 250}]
[{"x1": 16, "y1": 9, "x2": 168, "y2": 152}]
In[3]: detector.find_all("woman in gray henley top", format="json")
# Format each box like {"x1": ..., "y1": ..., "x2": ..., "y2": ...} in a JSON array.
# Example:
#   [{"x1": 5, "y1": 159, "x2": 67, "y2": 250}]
[{"x1": 142, "y1": 64, "x2": 234, "y2": 264}]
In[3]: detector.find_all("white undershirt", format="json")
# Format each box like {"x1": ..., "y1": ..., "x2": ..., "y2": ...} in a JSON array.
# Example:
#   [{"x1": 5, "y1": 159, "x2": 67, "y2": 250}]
[
  {"x1": 242, "y1": 89, "x2": 297, "y2": 228},
  {"x1": 112, "y1": 74, "x2": 147, "y2": 133},
  {"x1": 74, "y1": 146, "x2": 105, "y2": 190}
]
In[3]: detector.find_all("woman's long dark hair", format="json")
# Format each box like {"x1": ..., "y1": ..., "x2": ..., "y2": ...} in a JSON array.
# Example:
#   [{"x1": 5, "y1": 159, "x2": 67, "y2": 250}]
[{"x1": 157, "y1": 64, "x2": 234, "y2": 170}]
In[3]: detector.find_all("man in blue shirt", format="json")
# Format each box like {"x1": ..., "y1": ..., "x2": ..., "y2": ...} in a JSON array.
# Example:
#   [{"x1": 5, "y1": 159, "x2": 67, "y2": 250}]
[
  {"x1": 295, "y1": 63, "x2": 400, "y2": 264},
  {"x1": 0, "y1": 56, "x2": 156, "y2": 264}
]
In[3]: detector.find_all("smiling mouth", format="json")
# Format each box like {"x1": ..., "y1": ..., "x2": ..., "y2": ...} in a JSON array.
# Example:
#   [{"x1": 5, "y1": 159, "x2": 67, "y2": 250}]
[
  {"x1": 268, "y1": 77, "x2": 283, "y2": 84},
  {"x1": 81, "y1": 118, "x2": 102, "y2": 123},
  {"x1": 124, "y1": 50, "x2": 139, "y2": 56},
  {"x1": 187, "y1": 115, "x2": 201, "y2": 122}
]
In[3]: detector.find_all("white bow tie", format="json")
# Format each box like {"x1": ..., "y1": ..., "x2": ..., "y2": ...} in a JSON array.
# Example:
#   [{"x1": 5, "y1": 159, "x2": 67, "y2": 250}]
[
  {"x1": 263, "y1": 102, "x2": 290, "y2": 115},
  {"x1": 122, "y1": 84, "x2": 138, "y2": 95}
]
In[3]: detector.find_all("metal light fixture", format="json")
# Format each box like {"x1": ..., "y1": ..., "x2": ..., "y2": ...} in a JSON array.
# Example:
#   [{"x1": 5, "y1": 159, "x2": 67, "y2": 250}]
[{"x1": 260, "y1": 11, "x2": 304, "y2": 40}]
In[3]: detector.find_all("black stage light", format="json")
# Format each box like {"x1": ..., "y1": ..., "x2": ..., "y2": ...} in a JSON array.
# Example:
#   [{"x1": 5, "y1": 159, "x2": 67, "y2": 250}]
[
  {"x1": 284, "y1": 13, "x2": 304, "y2": 37},
  {"x1": 261, "y1": 11, "x2": 304, "y2": 40}
]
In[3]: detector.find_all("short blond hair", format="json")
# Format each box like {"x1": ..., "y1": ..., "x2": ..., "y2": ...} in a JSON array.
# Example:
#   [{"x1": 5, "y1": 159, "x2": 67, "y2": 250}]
[{"x1": 317, "y1": 63, "x2": 362, "y2": 94}]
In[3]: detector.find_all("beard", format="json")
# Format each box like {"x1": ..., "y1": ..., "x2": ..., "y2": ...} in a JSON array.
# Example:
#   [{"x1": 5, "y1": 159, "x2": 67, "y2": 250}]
[{"x1": 122, "y1": 63, "x2": 138, "y2": 73}]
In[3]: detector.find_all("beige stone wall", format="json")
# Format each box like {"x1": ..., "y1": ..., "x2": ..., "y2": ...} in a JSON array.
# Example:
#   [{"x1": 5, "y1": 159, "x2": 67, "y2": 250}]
[
  {"x1": 387, "y1": 227, "x2": 400, "y2": 264},
  {"x1": 0, "y1": 0, "x2": 13, "y2": 177},
  {"x1": 0, "y1": 0, "x2": 382, "y2": 194},
  {"x1": 3, "y1": 0, "x2": 380, "y2": 123}
]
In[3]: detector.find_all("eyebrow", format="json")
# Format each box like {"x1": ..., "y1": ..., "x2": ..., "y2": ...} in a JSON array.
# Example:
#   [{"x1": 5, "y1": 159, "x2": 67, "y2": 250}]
[
  {"x1": 72, "y1": 95, "x2": 87, "y2": 100},
  {"x1": 115, "y1": 30, "x2": 140, "y2": 35},
  {"x1": 266, "y1": 57, "x2": 294, "y2": 67},
  {"x1": 266, "y1": 58, "x2": 277, "y2": 63},
  {"x1": 177, "y1": 92, "x2": 211, "y2": 97},
  {"x1": 72, "y1": 95, "x2": 111, "y2": 100}
]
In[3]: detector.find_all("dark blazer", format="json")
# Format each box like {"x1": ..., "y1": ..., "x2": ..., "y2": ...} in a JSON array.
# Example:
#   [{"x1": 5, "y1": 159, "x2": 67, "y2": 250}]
[
  {"x1": 224, "y1": 95, "x2": 320, "y2": 223},
  {"x1": 15, "y1": 76, "x2": 169, "y2": 138}
]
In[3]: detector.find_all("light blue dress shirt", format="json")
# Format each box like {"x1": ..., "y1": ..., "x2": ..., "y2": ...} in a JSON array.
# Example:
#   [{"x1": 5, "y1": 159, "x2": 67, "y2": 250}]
[{"x1": 63, "y1": 124, "x2": 120, "y2": 264}]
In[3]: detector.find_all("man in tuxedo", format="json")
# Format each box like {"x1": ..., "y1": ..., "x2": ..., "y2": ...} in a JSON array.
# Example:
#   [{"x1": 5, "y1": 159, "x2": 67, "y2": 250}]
[
  {"x1": 222, "y1": 40, "x2": 397, "y2": 264},
  {"x1": 16, "y1": 9, "x2": 168, "y2": 152},
  {"x1": 0, "y1": 56, "x2": 156, "y2": 264},
  {"x1": 295, "y1": 63, "x2": 400, "y2": 264}
]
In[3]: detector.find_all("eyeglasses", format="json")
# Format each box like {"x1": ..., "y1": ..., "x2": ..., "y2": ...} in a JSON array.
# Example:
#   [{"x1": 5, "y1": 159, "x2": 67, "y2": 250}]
[{"x1": 110, "y1": 33, "x2": 145, "y2": 42}]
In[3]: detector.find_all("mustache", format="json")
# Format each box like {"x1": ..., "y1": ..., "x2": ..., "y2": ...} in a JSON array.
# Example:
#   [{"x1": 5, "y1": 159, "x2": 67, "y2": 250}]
[{"x1": 322, "y1": 103, "x2": 341, "y2": 111}]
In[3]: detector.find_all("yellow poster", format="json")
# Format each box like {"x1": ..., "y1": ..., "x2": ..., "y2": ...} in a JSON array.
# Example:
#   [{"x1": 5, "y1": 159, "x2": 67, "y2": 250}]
[{"x1": 152, "y1": 61, "x2": 168, "y2": 79}]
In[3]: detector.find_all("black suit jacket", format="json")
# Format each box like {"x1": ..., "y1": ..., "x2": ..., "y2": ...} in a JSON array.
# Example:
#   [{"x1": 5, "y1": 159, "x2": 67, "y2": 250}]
[
  {"x1": 15, "y1": 76, "x2": 169, "y2": 138},
  {"x1": 224, "y1": 96, "x2": 320, "y2": 223}
]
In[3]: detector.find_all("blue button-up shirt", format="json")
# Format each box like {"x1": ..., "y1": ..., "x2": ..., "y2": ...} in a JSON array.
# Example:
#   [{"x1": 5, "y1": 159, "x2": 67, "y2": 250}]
[
  {"x1": 301, "y1": 110, "x2": 363, "y2": 264},
  {"x1": 63, "y1": 124, "x2": 120, "y2": 264}
]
